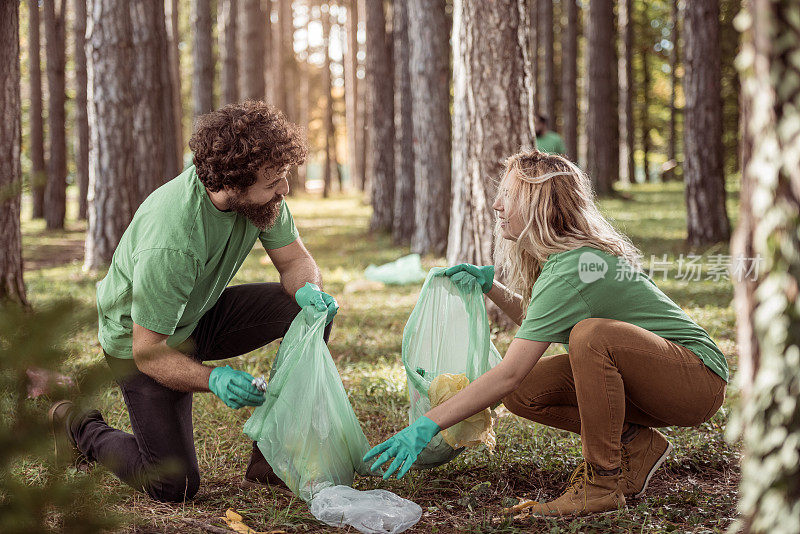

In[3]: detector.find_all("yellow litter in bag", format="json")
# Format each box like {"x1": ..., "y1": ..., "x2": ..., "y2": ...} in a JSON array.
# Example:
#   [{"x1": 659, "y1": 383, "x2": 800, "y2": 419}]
[{"x1": 428, "y1": 373, "x2": 496, "y2": 451}]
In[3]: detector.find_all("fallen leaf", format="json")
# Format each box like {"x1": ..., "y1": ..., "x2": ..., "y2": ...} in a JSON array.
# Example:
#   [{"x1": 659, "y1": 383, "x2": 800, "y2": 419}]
[{"x1": 218, "y1": 509, "x2": 286, "y2": 534}]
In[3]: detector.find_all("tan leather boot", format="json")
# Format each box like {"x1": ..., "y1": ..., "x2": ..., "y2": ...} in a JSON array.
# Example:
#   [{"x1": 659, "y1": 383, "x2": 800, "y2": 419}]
[
  {"x1": 620, "y1": 428, "x2": 672, "y2": 498},
  {"x1": 528, "y1": 462, "x2": 626, "y2": 516},
  {"x1": 243, "y1": 441, "x2": 289, "y2": 490}
]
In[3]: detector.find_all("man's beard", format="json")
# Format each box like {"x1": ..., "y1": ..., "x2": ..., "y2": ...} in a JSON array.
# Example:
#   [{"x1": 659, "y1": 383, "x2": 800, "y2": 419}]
[{"x1": 227, "y1": 194, "x2": 283, "y2": 231}]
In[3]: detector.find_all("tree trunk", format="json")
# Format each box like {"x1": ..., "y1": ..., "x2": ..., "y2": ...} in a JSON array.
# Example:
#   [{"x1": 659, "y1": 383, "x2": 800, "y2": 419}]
[
  {"x1": 408, "y1": 0, "x2": 450, "y2": 255},
  {"x1": 0, "y1": 0, "x2": 27, "y2": 305},
  {"x1": 640, "y1": 21, "x2": 651, "y2": 183},
  {"x1": 356, "y1": 0, "x2": 367, "y2": 192},
  {"x1": 85, "y1": 0, "x2": 135, "y2": 270},
  {"x1": 666, "y1": 0, "x2": 680, "y2": 181},
  {"x1": 28, "y1": 0, "x2": 46, "y2": 220},
  {"x1": 239, "y1": 0, "x2": 266, "y2": 100},
  {"x1": 540, "y1": 0, "x2": 556, "y2": 126},
  {"x1": 74, "y1": 0, "x2": 90, "y2": 219},
  {"x1": 131, "y1": 0, "x2": 176, "y2": 207},
  {"x1": 322, "y1": 3, "x2": 334, "y2": 198},
  {"x1": 365, "y1": 0, "x2": 394, "y2": 232},
  {"x1": 192, "y1": 0, "x2": 215, "y2": 118},
  {"x1": 43, "y1": 0, "x2": 67, "y2": 229},
  {"x1": 585, "y1": 0, "x2": 618, "y2": 195},
  {"x1": 560, "y1": 0, "x2": 578, "y2": 161},
  {"x1": 683, "y1": 0, "x2": 729, "y2": 246},
  {"x1": 219, "y1": 0, "x2": 239, "y2": 105},
  {"x1": 448, "y1": 0, "x2": 535, "y2": 266},
  {"x1": 165, "y1": 0, "x2": 184, "y2": 169},
  {"x1": 297, "y1": 0, "x2": 309, "y2": 186},
  {"x1": 530, "y1": 0, "x2": 540, "y2": 111},
  {"x1": 344, "y1": 0, "x2": 362, "y2": 191},
  {"x1": 392, "y1": 0, "x2": 414, "y2": 243},
  {"x1": 278, "y1": 0, "x2": 301, "y2": 192},
  {"x1": 733, "y1": 1, "x2": 800, "y2": 530},
  {"x1": 618, "y1": 0, "x2": 635, "y2": 185}
]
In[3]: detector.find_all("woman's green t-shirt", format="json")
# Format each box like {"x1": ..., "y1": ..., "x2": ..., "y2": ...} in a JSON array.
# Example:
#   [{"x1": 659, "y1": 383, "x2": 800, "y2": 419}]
[{"x1": 515, "y1": 246, "x2": 729, "y2": 382}]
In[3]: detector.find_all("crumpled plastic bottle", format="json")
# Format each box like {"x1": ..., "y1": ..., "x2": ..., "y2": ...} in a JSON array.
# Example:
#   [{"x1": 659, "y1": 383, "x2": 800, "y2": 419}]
[{"x1": 309, "y1": 485, "x2": 423, "y2": 534}]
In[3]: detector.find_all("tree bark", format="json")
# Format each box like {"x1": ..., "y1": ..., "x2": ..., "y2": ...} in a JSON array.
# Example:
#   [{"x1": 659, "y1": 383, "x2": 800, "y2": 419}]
[
  {"x1": 165, "y1": 0, "x2": 184, "y2": 169},
  {"x1": 278, "y1": 0, "x2": 301, "y2": 192},
  {"x1": 131, "y1": 0, "x2": 177, "y2": 206},
  {"x1": 530, "y1": 0, "x2": 540, "y2": 111},
  {"x1": 356, "y1": 0, "x2": 367, "y2": 192},
  {"x1": 192, "y1": 0, "x2": 215, "y2": 118},
  {"x1": 85, "y1": 0, "x2": 136, "y2": 270},
  {"x1": 219, "y1": 0, "x2": 239, "y2": 105},
  {"x1": 585, "y1": 0, "x2": 618, "y2": 195},
  {"x1": 448, "y1": 0, "x2": 535, "y2": 266},
  {"x1": 561, "y1": 0, "x2": 578, "y2": 161},
  {"x1": 344, "y1": 0, "x2": 362, "y2": 191},
  {"x1": 0, "y1": 0, "x2": 27, "y2": 305},
  {"x1": 733, "y1": 1, "x2": 800, "y2": 530},
  {"x1": 666, "y1": 0, "x2": 680, "y2": 181},
  {"x1": 322, "y1": 3, "x2": 335, "y2": 198},
  {"x1": 640, "y1": 7, "x2": 651, "y2": 183},
  {"x1": 28, "y1": 0, "x2": 46, "y2": 220},
  {"x1": 365, "y1": 0, "x2": 394, "y2": 232},
  {"x1": 43, "y1": 0, "x2": 68, "y2": 229},
  {"x1": 683, "y1": 0, "x2": 729, "y2": 246},
  {"x1": 74, "y1": 0, "x2": 90, "y2": 219},
  {"x1": 540, "y1": 0, "x2": 556, "y2": 126},
  {"x1": 239, "y1": 0, "x2": 266, "y2": 100},
  {"x1": 408, "y1": 0, "x2": 450, "y2": 255},
  {"x1": 619, "y1": 0, "x2": 635, "y2": 185},
  {"x1": 392, "y1": 0, "x2": 414, "y2": 243}
]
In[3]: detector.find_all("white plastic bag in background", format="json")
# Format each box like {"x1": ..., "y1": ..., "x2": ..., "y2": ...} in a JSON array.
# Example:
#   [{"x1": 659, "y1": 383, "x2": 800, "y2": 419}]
[{"x1": 309, "y1": 485, "x2": 423, "y2": 534}]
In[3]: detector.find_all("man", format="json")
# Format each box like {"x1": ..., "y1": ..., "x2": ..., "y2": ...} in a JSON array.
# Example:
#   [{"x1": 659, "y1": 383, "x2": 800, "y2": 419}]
[
  {"x1": 535, "y1": 113, "x2": 567, "y2": 156},
  {"x1": 49, "y1": 101, "x2": 338, "y2": 503}
]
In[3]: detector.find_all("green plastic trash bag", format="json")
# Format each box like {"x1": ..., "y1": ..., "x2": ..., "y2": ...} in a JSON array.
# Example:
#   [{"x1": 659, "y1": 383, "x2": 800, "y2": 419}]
[
  {"x1": 364, "y1": 254, "x2": 427, "y2": 285},
  {"x1": 402, "y1": 268, "x2": 503, "y2": 468},
  {"x1": 243, "y1": 306, "x2": 371, "y2": 502}
]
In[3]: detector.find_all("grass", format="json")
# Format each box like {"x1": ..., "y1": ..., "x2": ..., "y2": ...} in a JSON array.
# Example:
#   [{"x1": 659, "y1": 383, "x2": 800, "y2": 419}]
[{"x1": 17, "y1": 182, "x2": 741, "y2": 532}]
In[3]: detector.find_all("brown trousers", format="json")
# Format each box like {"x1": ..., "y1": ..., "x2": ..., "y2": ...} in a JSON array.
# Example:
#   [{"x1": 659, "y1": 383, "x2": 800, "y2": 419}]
[{"x1": 502, "y1": 318, "x2": 726, "y2": 471}]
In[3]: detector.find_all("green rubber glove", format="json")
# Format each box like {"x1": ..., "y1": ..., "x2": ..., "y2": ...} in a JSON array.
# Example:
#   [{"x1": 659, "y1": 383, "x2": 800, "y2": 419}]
[
  {"x1": 208, "y1": 366, "x2": 265, "y2": 409},
  {"x1": 294, "y1": 282, "x2": 338, "y2": 325},
  {"x1": 362, "y1": 416, "x2": 441, "y2": 480},
  {"x1": 442, "y1": 264, "x2": 495, "y2": 293}
]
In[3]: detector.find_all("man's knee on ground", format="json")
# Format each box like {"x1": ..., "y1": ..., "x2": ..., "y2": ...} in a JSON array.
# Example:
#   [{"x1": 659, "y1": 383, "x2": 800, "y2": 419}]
[{"x1": 145, "y1": 468, "x2": 200, "y2": 503}]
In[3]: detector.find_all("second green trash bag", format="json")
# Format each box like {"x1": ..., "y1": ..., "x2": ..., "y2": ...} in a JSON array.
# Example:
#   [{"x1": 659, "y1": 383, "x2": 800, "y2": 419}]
[
  {"x1": 402, "y1": 268, "x2": 503, "y2": 469},
  {"x1": 243, "y1": 306, "x2": 371, "y2": 502}
]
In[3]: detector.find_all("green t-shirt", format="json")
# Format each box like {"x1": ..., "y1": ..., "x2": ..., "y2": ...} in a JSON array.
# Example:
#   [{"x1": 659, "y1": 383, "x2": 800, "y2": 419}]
[
  {"x1": 515, "y1": 246, "x2": 729, "y2": 382},
  {"x1": 96, "y1": 165, "x2": 299, "y2": 359},
  {"x1": 536, "y1": 131, "x2": 567, "y2": 155}
]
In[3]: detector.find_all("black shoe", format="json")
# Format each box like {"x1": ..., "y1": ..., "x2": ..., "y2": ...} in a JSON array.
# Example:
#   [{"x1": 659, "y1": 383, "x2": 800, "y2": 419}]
[
  {"x1": 243, "y1": 441, "x2": 289, "y2": 490},
  {"x1": 48, "y1": 400, "x2": 90, "y2": 469}
]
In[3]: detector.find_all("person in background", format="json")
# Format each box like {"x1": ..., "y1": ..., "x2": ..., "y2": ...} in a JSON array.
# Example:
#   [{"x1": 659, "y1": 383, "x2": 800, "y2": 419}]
[{"x1": 535, "y1": 113, "x2": 567, "y2": 156}]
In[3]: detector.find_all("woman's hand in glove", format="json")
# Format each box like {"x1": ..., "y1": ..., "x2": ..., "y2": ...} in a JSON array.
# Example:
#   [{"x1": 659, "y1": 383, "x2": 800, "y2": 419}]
[{"x1": 362, "y1": 416, "x2": 441, "y2": 480}]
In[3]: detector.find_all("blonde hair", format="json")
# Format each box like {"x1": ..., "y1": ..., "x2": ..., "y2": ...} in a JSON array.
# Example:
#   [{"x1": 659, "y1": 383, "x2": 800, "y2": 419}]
[{"x1": 493, "y1": 149, "x2": 642, "y2": 306}]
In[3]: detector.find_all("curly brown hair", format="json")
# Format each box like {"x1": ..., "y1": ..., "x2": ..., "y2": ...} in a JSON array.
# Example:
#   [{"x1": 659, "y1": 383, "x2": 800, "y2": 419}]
[{"x1": 188, "y1": 100, "x2": 307, "y2": 192}]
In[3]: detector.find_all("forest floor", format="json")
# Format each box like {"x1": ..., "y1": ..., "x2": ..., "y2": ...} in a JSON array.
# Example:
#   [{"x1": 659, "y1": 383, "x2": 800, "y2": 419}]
[{"x1": 19, "y1": 182, "x2": 742, "y2": 533}]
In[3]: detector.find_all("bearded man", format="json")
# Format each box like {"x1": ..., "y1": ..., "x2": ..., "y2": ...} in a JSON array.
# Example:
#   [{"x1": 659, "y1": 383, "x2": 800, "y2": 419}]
[{"x1": 49, "y1": 101, "x2": 338, "y2": 502}]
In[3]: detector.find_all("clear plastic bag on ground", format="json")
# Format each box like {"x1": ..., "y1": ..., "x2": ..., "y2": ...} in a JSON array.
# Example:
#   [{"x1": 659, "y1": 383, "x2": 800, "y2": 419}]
[
  {"x1": 243, "y1": 306, "x2": 371, "y2": 502},
  {"x1": 309, "y1": 485, "x2": 423, "y2": 534},
  {"x1": 364, "y1": 254, "x2": 427, "y2": 285},
  {"x1": 402, "y1": 268, "x2": 503, "y2": 468},
  {"x1": 428, "y1": 373, "x2": 496, "y2": 450}
]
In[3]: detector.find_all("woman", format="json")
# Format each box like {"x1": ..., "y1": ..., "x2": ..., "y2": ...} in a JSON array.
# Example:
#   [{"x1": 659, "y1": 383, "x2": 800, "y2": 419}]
[{"x1": 364, "y1": 149, "x2": 728, "y2": 516}]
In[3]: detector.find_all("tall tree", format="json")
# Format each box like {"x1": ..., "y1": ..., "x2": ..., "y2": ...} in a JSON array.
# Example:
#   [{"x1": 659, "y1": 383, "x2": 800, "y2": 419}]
[
  {"x1": 585, "y1": 0, "x2": 618, "y2": 195},
  {"x1": 43, "y1": 0, "x2": 67, "y2": 229},
  {"x1": 540, "y1": 0, "x2": 556, "y2": 126},
  {"x1": 85, "y1": 0, "x2": 135, "y2": 270},
  {"x1": 74, "y1": 0, "x2": 90, "y2": 219},
  {"x1": 131, "y1": 0, "x2": 178, "y2": 206},
  {"x1": 733, "y1": 1, "x2": 800, "y2": 530},
  {"x1": 0, "y1": 0, "x2": 27, "y2": 305},
  {"x1": 392, "y1": 0, "x2": 414, "y2": 243},
  {"x1": 192, "y1": 0, "x2": 215, "y2": 118},
  {"x1": 239, "y1": 0, "x2": 266, "y2": 100},
  {"x1": 28, "y1": 0, "x2": 46, "y2": 220},
  {"x1": 165, "y1": 0, "x2": 184, "y2": 168},
  {"x1": 356, "y1": 0, "x2": 368, "y2": 192},
  {"x1": 666, "y1": 0, "x2": 680, "y2": 180},
  {"x1": 219, "y1": 0, "x2": 239, "y2": 105},
  {"x1": 619, "y1": 0, "x2": 635, "y2": 184},
  {"x1": 322, "y1": 3, "x2": 335, "y2": 198},
  {"x1": 639, "y1": 4, "x2": 652, "y2": 182},
  {"x1": 683, "y1": 0, "x2": 729, "y2": 246},
  {"x1": 365, "y1": 0, "x2": 394, "y2": 231},
  {"x1": 344, "y1": 0, "x2": 362, "y2": 191},
  {"x1": 560, "y1": 0, "x2": 578, "y2": 161},
  {"x1": 449, "y1": 0, "x2": 535, "y2": 266},
  {"x1": 529, "y1": 0, "x2": 540, "y2": 111},
  {"x1": 408, "y1": 0, "x2": 451, "y2": 255},
  {"x1": 278, "y1": 0, "x2": 301, "y2": 192}
]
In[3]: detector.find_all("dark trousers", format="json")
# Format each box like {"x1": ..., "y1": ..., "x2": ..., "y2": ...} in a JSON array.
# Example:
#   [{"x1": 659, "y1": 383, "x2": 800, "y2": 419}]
[{"x1": 71, "y1": 283, "x2": 332, "y2": 503}]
